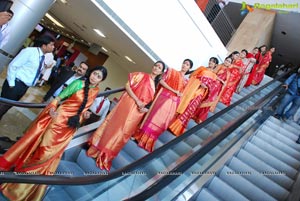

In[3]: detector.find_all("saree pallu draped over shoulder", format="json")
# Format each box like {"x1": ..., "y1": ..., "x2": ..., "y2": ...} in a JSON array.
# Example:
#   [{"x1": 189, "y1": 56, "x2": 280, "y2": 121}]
[
  {"x1": 219, "y1": 59, "x2": 243, "y2": 106},
  {"x1": 133, "y1": 68, "x2": 187, "y2": 152},
  {"x1": 0, "y1": 85, "x2": 99, "y2": 201},
  {"x1": 87, "y1": 72, "x2": 155, "y2": 171},
  {"x1": 193, "y1": 65, "x2": 229, "y2": 123},
  {"x1": 169, "y1": 67, "x2": 217, "y2": 136}
]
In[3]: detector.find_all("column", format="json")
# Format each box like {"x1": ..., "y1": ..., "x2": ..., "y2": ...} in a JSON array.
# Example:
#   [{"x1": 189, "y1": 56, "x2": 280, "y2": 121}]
[{"x1": 0, "y1": 0, "x2": 55, "y2": 73}]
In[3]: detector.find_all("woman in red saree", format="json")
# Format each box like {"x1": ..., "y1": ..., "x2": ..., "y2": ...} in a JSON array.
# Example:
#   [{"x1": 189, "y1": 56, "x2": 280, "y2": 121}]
[
  {"x1": 220, "y1": 52, "x2": 244, "y2": 106},
  {"x1": 169, "y1": 64, "x2": 217, "y2": 136},
  {"x1": 244, "y1": 47, "x2": 260, "y2": 87},
  {"x1": 87, "y1": 61, "x2": 165, "y2": 171},
  {"x1": 252, "y1": 47, "x2": 275, "y2": 85},
  {"x1": 0, "y1": 66, "x2": 108, "y2": 201},
  {"x1": 133, "y1": 59, "x2": 192, "y2": 152},
  {"x1": 193, "y1": 57, "x2": 231, "y2": 123}
]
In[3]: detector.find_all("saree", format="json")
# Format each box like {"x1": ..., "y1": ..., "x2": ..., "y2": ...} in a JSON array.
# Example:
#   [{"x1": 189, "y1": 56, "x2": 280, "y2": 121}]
[
  {"x1": 252, "y1": 51, "x2": 272, "y2": 85},
  {"x1": 169, "y1": 67, "x2": 216, "y2": 136},
  {"x1": 0, "y1": 80, "x2": 99, "y2": 201},
  {"x1": 87, "y1": 72, "x2": 155, "y2": 171},
  {"x1": 220, "y1": 60, "x2": 243, "y2": 106},
  {"x1": 193, "y1": 65, "x2": 229, "y2": 123},
  {"x1": 244, "y1": 53, "x2": 260, "y2": 87},
  {"x1": 133, "y1": 68, "x2": 186, "y2": 152},
  {"x1": 236, "y1": 58, "x2": 255, "y2": 93}
]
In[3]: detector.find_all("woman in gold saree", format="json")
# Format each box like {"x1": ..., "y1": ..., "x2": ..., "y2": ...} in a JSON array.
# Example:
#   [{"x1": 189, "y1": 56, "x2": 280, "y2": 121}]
[
  {"x1": 87, "y1": 61, "x2": 165, "y2": 171},
  {"x1": 0, "y1": 66, "x2": 107, "y2": 201},
  {"x1": 133, "y1": 59, "x2": 192, "y2": 152},
  {"x1": 168, "y1": 64, "x2": 217, "y2": 136}
]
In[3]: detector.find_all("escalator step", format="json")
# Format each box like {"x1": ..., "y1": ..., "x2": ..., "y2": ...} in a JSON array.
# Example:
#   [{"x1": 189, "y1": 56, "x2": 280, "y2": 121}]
[{"x1": 219, "y1": 166, "x2": 276, "y2": 201}]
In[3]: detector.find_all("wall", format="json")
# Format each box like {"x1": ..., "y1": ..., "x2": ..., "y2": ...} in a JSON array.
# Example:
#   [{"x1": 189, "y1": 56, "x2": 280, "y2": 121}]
[
  {"x1": 97, "y1": 0, "x2": 228, "y2": 69},
  {"x1": 100, "y1": 57, "x2": 128, "y2": 99},
  {"x1": 226, "y1": 9, "x2": 276, "y2": 53}
]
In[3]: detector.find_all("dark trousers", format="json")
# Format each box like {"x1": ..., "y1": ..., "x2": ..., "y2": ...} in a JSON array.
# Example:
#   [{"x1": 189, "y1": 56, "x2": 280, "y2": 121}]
[{"x1": 0, "y1": 79, "x2": 29, "y2": 120}]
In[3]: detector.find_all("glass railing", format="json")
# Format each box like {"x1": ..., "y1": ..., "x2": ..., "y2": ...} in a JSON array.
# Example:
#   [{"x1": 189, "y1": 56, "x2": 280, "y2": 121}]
[
  {"x1": 0, "y1": 70, "x2": 292, "y2": 201},
  {"x1": 125, "y1": 82, "x2": 285, "y2": 201}
]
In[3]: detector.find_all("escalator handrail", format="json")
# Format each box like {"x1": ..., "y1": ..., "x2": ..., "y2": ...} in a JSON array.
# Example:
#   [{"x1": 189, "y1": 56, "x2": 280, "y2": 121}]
[
  {"x1": 125, "y1": 82, "x2": 286, "y2": 201},
  {"x1": 0, "y1": 71, "x2": 292, "y2": 185},
  {"x1": 0, "y1": 87, "x2": 125, "y2": 108}
]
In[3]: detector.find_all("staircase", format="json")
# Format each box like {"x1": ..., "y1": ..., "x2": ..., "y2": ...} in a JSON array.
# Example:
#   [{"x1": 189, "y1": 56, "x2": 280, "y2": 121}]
[{"x1": 193, "y1": 116, "x2": 300, "y2": 201}]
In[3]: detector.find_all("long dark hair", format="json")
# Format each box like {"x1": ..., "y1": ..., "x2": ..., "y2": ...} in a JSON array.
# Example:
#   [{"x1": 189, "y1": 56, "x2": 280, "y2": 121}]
[
  {"x1": 153, "y1": 60, "x2": 166, "y2": 87},
  {"x1": 67, "y1": 66, "x2": 108, "y2": 128}
]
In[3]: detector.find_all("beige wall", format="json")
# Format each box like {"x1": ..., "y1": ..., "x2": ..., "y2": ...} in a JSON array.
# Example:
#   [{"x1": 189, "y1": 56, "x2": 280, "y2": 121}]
[
  {"x1": 100, "y1": 57, "x2": 128, "y2": 99},
  {"x1": 226, "y1": 9, "x2": 276, "y2": 53}
]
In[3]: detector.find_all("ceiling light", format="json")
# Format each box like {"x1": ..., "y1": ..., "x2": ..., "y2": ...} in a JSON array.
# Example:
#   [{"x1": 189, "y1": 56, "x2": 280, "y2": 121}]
[
  {"x1": 101, "y1": 47, "x2": 108, "y2": 52},
  {"x1": 125, "y1": 56, "x2": 136, "y2": 64},
  {"x1": 45, "y1": 13, "x2": 65, "y2": 28},
  {"x1": 59, "y1": 0, "x2": 68, "y2": 4},
  {"x1": 93, "y1": 29, "x2": 106, "y2": 38}
]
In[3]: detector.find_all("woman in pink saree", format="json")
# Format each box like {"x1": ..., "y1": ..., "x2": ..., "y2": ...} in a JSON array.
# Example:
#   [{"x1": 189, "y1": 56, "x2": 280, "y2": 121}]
[
  {"x1": 252, "y1": 47, "x2": 275, "y2": 85},
  {"x1": 87, "y1": 61, "x2": 165, "y2": 171},
  {"x1": 133, "y1": 59, "x2": 193, "y2": 152}
]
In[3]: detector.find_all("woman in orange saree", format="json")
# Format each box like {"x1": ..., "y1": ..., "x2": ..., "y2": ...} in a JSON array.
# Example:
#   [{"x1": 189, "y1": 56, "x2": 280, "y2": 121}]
[
  {"x1": 0, "y1": 66, "x2": 107, "y2": 201},
  {"x1": 133, "y1": 59, "x2": 192, "y2": 152},
  {"x1": 252, "y1": 47, "x2": 275, "y2": 85},
  {"x1": 244, "y1": 47, "x2": 260, "y2": 87},
  {"x1": 87, "y1": 61, "x2": 165, "y2": 171},
  {"x1": 169, "y1": 65, "x2": 217, "y2": 136},
  {"x1": 220, "y1": 52, "x2": 244, "y2": 106},
  {"x1": 193, "y1": 57, "x2": 231, "y2": 123}
]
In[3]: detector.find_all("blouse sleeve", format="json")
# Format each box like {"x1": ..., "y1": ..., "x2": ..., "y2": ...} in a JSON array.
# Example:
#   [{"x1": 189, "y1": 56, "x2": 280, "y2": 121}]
[{"x1": 58, "y1": 79, "x2": 83, "y2": 100}]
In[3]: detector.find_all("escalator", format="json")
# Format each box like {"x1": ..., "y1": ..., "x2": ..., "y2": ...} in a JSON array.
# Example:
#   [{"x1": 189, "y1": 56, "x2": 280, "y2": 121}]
[{"x1": 0, "y1": 73, "x2": 296, "y2": 201}]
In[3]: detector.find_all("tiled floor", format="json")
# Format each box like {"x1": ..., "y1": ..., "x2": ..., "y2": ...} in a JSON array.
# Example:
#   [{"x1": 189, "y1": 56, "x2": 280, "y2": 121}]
[{"x1": 0, "y1": 67, "x2": 50, "y2": 140}]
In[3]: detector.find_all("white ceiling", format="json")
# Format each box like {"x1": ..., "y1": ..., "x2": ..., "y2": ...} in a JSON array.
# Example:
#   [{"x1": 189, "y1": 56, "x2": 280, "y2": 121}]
[
  {"x1": 47, "y1": 0, "x2": 300, "y2": 73},
  {"x1": 48, "y1": 0, "x2": 154, "y2": 72}
]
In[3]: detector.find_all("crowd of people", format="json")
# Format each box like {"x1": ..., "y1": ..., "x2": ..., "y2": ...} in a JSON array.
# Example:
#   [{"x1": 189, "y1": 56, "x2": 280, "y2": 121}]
[{"x1": 0, "y1": 34, "x2": 288, "y2": 200}]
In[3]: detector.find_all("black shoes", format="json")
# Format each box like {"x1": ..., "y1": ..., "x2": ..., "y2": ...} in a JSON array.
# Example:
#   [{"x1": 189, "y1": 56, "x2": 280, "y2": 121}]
[{"x1": 274, "y1": 114, "x2": 281, "y2": 119}]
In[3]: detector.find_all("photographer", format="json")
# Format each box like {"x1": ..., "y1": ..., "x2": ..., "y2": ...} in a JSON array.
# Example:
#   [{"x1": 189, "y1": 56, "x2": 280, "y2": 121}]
[{"x1": 274, "y1": 69, "x2": 300, "y2": 122}]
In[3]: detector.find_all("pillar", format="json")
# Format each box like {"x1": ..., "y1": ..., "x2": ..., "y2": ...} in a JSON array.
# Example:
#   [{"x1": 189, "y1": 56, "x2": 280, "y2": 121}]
[{"x1": 0, "y1": 0, "x2": 55, "y2": 73}]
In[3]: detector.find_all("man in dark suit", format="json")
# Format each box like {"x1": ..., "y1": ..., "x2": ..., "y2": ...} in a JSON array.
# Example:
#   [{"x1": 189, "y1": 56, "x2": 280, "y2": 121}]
[{"x1": 43, "y1": 61, "x2": 88, "y2": 102}]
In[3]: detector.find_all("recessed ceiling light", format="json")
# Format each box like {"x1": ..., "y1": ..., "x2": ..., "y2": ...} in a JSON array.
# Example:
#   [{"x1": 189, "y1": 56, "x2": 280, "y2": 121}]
[
  {"x1": 93, "y1": 29, "x2": 106, "y2": 38},
  {"x1": 125, "y1": 56, "x2": 136, "y2": 64},
  {"x1": 101, "y1": 47, "x2": 108, "y2": 52},
  {"x1": 45, "y1": 13, "x2": 65, "y2": 28},
  {"x1": 60, "y1": 0, "x2": 68, "y2": 4}
]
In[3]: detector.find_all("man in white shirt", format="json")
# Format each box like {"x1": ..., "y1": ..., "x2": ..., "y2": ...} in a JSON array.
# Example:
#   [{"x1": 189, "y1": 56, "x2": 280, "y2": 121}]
[
  {"x1": 0, "y1": 35, "x2": 55, "y2": 120},
  {"x1": 84, "y1": 87, "x2": 111, "y2": 125}
]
